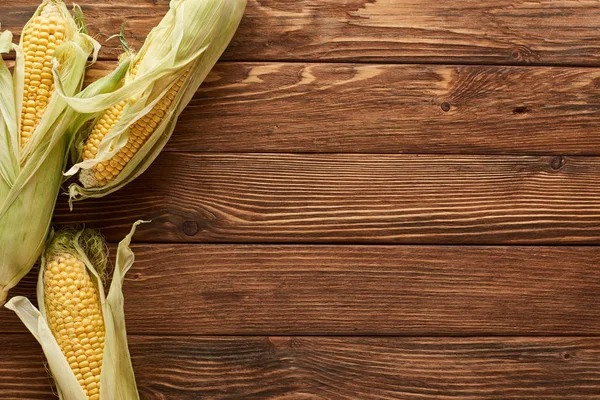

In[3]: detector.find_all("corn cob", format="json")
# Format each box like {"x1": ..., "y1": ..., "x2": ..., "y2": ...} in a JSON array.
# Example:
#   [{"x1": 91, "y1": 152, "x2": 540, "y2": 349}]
[
  {"x1": 20, "y1": 2, "x2": 68, "y2": 148},
  {"x1": 44, "y1": 251, "x2": 105, "y2": 400},
  {"x1": 82, "y1": 68, "x2": 187, "y2": 186}
]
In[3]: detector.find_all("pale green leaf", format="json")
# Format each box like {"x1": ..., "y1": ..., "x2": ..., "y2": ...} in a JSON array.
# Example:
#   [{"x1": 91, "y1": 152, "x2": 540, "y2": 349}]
[{"x1": 100, "y1": 221, "x2": 146, "y2": 400}]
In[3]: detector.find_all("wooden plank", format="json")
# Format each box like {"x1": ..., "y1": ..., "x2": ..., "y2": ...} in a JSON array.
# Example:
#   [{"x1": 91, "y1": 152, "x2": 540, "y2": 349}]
[
  {"x1": 168, "y1": 62, "x2": 600, "y2": 154},
  {"x1": 2, "y1": 245, "x2": 600, "y2": 335},
  {"x1": 53, "y1": 153, "x2": 600, "y2": 245},
  {"x1": 1, "y1": 334, "x2": 599, "y2": 399},
  {"x1": 3, "y1": 1, "x2": 600, "y2": 65}
]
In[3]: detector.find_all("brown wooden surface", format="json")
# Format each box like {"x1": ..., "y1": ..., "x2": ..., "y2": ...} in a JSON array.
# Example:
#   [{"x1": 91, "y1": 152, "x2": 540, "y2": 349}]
[
  {"x1": 1, "y1": 334, "x2": 599, "y2": 399},
  {"x1": 2, "y1": 245, "x2": 600, "y2": 335},
  {"x1": 3, "y1": 1, "x2": 600, "y2": 65},
  {"x1": 3, "y1": 0, "x2": 600, "y2": 398},
  {"x1": 53, "y1": 154, "x2": 600, "y2": 245}
]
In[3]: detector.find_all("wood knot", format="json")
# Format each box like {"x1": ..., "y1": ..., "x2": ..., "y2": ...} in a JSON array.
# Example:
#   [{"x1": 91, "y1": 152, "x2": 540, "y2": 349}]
[
  {"x1": 440, "y1": 102, "x2": 451, "y2": 112},
  {"x1": 182, "y1": 221, "x2": 200, "y2": 236},
  {"x1": 550, "y1": 156, "x2": 565, "y2": 171},
  {"x1": 562, "y1": 352, "x2": 573, "y2": 360},
  {"x1": 513, "y1": 106, "x2": 531, "y2": 114},
  {"x1": 269, "y1": 337, "x2": 292, "y2": 350},
  {"x1": 510, "y1": 45, "x2": 538, "y2": 63}
]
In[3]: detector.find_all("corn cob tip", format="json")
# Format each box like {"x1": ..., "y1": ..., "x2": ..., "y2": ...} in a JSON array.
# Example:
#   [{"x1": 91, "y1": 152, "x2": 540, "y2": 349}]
[
  {"x1": 79, "y1": 168, "x2": 100, "y2": 189},
  {"x1": 41, "y1": 2, "x2": 59, "y2": 15}
]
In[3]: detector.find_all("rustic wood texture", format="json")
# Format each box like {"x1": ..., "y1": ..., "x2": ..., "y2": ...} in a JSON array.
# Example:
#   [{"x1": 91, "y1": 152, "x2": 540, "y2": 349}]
[
  {"x1": 3, "y1": 0, "x2": 600, "y2": 397},
  {"x1": 1, "y1": 334, "x2": 599, "y2": 399},
  {"x1": 2, "y1": 245, "x2": 599, "y2": 335},
  {"x1": 52, "y1": 153, "x2": 600, "y2": 245},
  {"x1": 3, "y1": 1, "x2": 600, "y2": 65},
  {"x1": 83, "y1": 61, "x2": 600, "y2": 155}
]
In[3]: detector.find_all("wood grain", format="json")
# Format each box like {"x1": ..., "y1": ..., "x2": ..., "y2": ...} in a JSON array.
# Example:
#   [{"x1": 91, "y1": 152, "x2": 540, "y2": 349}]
[
  {"x1": 3, "y1": 1, "x2": 600, "y2": 65},
  {"x1": 1, "y1": 334, "x2": 599, "y2": 399},
  {"x1": 2, "y1": 245, "x2": 599, "y2": 335},
  {"x1": 2, "y1": 0, "x2": 600, "y2": 396},
  {"x1": 53, "y1": 153, "x2": 600, "y2": 245}
]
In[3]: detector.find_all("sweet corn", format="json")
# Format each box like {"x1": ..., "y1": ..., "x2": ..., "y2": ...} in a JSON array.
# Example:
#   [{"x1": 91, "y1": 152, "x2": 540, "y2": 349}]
[
  {"x1": 20, "y1": 2, "x2": 68, "y2": 148},
  {"x1": 6, "y1": 223, "x2": 144, "y2": 400},
  {"x1": 44, "y1": 251, "x2": 105, "y2": 400},
  {"x1": 68, "y1": 0, "x2": 246, "y2": 199},
  {"x1": 82, "y1": 69, "x2": 187, "y2": 186}
]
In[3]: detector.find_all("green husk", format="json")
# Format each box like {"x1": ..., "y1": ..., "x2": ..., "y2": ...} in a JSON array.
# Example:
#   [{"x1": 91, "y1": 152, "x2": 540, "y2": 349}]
[
  {"x1": 0, "y1": 0, "x2": 104, "y2": 305},
  {"x1": 5, "y1": 221, "x2": 144, "y2": 400},
  {"x1": 65, "y1": 0, "x2": 247, "y2": 203}
]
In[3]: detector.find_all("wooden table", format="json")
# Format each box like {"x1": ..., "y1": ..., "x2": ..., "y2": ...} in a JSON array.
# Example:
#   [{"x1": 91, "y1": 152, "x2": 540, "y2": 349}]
[{"x1": 2, "y1": 1, "x2": 600, "y2": 398}]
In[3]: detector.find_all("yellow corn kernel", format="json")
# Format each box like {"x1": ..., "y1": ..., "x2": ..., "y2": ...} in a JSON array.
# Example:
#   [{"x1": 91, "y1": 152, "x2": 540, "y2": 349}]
[
  {"x1": 20, "y1": 3, "x2": 67, "y2": 148},
  {"x1": 82, "y1": 68, "x2": 188, "y2": 186},
  {"x1": 44, "y1": 252, "x2": 105, "y2": 399}
]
